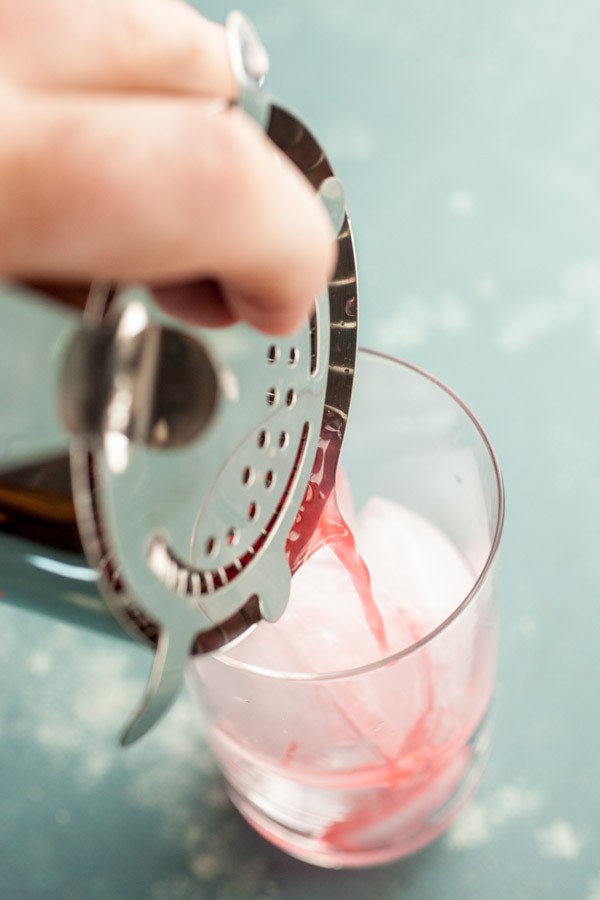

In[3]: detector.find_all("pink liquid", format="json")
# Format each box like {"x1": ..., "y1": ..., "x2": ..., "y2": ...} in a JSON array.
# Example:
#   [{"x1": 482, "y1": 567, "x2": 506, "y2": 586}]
[
  {"x1": 302, "y1": 488, "x2": 388, "y2": 652},
  {"x1": 272, "y1": 481, "x2": 469, "y2": 858},
  {"x1": 285, "y1": 420, "x2": 388, "y2": 651},
  {"x1": 206, "y1": 674, "x2": 493, "y2": 866},
  {"x1": 195, "y1": 471, "x2": 497, "y2": 866}
]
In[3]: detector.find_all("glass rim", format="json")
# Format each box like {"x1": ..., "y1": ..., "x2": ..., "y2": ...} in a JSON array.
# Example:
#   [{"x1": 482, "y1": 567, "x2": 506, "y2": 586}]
[{"x1": 209, "y1": 347, "x2": 505, "y2": 683}]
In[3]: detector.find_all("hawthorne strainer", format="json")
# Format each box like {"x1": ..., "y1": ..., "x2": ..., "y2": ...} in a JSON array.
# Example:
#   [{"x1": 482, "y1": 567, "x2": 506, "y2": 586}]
[{"x1": 54, "y1": 13, "x2": 359, "y2": 744}]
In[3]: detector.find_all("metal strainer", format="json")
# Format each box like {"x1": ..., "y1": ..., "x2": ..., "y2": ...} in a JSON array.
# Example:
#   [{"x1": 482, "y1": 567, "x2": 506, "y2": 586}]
[{"x1": 56, "y1": 13, "x2": 359, "y2": 744}]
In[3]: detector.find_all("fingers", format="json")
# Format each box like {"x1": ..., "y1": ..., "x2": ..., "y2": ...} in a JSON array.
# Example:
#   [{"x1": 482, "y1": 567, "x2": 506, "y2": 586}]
[
  {"x1": 153, "y1": 281, "x2": 236, "y2": 329},
  {"x1": 0, "y1": 0, "x2": 235, "y2": 98},
  {"x1": 0, "y1": 3, "x2": 336, "y2": 335},
  {"x1": 0, "y1": 89, "x2": 336, "y2": 334}
]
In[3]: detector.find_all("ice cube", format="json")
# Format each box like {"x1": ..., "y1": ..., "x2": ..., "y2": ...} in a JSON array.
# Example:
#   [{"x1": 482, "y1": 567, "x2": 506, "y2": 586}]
[
  {"x1": 357, "y1": 497, "x2": 474, "y2": 636},
  {"x1": 230, "y1": 543, "x2": 391, "y2": 674},
  {"x1": 309, "y1": 497, "x2": 479, "y2": 761},
  {"x1": 194, "y1": 494, "x2": 485, "y2": 769}
]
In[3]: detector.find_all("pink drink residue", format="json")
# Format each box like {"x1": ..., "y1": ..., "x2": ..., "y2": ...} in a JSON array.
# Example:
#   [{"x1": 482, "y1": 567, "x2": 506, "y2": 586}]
[
  {"x1": 280, "y1": 464, "x2": 487, "y2": 851},
  {"x1": 200, "y1": 442, "x2": 494, "y2": 862}
]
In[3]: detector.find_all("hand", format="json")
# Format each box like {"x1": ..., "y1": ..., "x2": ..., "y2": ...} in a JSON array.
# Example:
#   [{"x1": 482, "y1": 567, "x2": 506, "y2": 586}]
[{"x1": 0, "y1": 0, "x2": 336, "y2": 334}]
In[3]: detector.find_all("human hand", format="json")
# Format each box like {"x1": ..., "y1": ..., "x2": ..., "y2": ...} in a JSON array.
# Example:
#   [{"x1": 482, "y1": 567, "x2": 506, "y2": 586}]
[{"x1": 0, "y1": 0, "x2": 336, "y2": 334}]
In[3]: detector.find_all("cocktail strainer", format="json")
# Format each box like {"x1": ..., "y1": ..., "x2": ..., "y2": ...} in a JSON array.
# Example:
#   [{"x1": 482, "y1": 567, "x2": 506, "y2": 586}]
[{"x1": 55, "y1": 13, "x2": 359, "y2": 744}]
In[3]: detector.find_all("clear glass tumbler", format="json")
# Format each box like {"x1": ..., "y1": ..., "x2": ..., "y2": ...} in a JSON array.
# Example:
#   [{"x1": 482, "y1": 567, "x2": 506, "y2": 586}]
[{"x1": 190, "y1": 349, "x2": 504, "y2": 868}]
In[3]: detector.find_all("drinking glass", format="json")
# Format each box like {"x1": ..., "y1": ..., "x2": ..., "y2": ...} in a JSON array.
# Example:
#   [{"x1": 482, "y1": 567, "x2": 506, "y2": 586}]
[{"x1": 190, "y1": 349, "x2": 504, "y2": 868}]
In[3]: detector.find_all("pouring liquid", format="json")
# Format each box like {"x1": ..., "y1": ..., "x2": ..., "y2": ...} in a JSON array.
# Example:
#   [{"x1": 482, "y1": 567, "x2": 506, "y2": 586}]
[
  {"x1": 197, "y1": 457, "x2": 493, "y2": 865},
  {"x1": 284, "y1": 417, "x2": 388, "y2": 652}
]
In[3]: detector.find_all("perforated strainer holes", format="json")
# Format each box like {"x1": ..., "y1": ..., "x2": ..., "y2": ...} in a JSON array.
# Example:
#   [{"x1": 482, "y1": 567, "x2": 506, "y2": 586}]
[
  {"x1": 205, "y1": 536, "x2": 219, "y2": 558},
  {"x1": 285, "y1": 388, "x2": 296, "y2": 408},
  {"x1": 309, "y1": 314, "x2": 318, "y2": 375},
  {"x1": 269, "y1": 342, "x2": 300, "y2": 367},
  {"x1": 146, "y1": 422, "x2": 312, "y2": 607},
  {"x1": 279, "y1": 430, "x2": 289, "y2": 450},
  {"x1": 242, "y1": 465, "x2": 254, "y2": 486},
  {"x1": 266, "y1": 387, "x2": 279, "y2": 407},
  {"x1": 257, "y1": 429, "x2": 270, "y2": 449},
  {"x1": 267, "y1": 344, "x2": 280, "y2": 364},
  {"x1": 265, "y1": 469, "x2": 275, "y2": 489},
  {"x1": 226, "y1": 526, "x2": 240, "y2": 547}
]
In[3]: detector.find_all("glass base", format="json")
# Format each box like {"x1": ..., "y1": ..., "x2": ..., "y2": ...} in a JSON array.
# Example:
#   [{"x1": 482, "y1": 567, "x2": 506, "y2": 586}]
[{"x1": 224, "y1": 708, "x2": 494, "y2": 869}]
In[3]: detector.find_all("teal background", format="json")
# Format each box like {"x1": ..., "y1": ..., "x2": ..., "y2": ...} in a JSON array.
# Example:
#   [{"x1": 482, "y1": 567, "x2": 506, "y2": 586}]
[{"x1": 2, "y1": 1, "x2": 600, "y2": 897}]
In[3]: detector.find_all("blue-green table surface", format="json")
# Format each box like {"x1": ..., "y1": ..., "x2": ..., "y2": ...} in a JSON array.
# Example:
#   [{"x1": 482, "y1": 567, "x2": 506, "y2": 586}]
[{"x1": 2, "y1": 1, "x2": 600, "y2": 897}]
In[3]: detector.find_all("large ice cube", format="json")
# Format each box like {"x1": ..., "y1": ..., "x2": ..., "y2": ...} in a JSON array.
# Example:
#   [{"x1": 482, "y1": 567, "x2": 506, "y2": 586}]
[
  {"x1": 194, "y1": 495, "x2": 482, "y2": 768},
  {"x1": 357, "y1": 497, "x2": 474, "y2": 637}
]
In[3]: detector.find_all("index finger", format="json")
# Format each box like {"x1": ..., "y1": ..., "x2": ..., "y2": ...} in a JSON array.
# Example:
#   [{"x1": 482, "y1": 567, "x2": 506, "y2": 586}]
[
  {"x1": 0, "y1": 0, "x2": 235, "y2": 98},
  {"x1": 0, "y1": 90, "x2": 336, "y2": 335}
]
